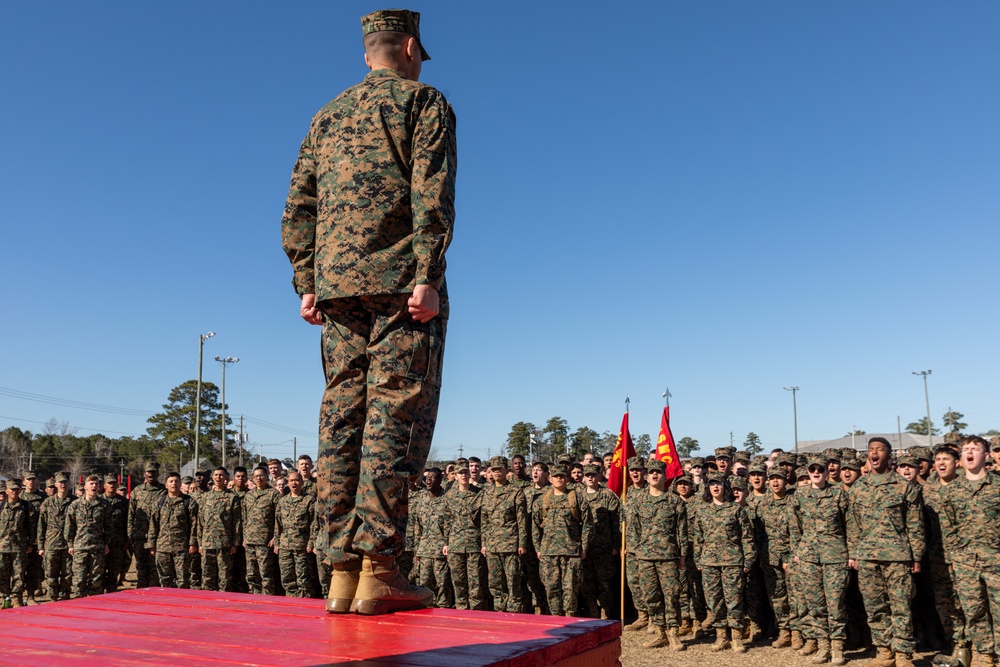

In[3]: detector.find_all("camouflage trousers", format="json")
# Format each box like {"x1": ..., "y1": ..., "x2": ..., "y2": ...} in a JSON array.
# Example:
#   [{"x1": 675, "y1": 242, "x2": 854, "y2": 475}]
[
  {"x1": 316, "y1": 555, "x2": 331, "y2": 597},
  {"x1": 540, "y1": 555, "x2": 581, "y2": 616},
  {"x1": 763, "y1": 562, "x2": 791, "y2": 629},
  {"x1": 155, "y1": 551, "x2": 190, "y2": 588},
  {"x1": 448, "y1": 551, "x2": 486, "y2": 610},
  {"x1": 188, "y1": 547, "x2": 202, "y2": 589},
  {"x1": 487, "y1": 552, "x2": 523, "y2": 612},
  {"x1": 24, "y1": 549, "x2": 42, "y2": 596},
  {"x1": 279, "y1": 549, "x2": 311, "y2": 597},
  {"x1": 104, "y1": 545, "x2": 127, "y2": 593},
  {"x1": 787, "y1": 561, "x2": 807, "y2": 632},
  {"x1": 857, "y1": 560, "x2": 916, "y2": 654},
  {"x1": 201, "y1": 548, "x2": 234, "y2": 592},
  {"x1": 626, "y1": 552, "x2": 646, "y2": 613},
  {"x1": 798, "y1": 560, "x2": 849, "y2": 640},
  {"x1": 71, "y1": 549, "x2": 105, "y2": 598},
  {"x1": 399, "y1": 550, "x2": 415, "y2": 583},
  {"x1": 679, "y1": 544, "x2": 705, "y2": 622},
  {"x1": 417, "y1": 555, "x2": 454, "y2": 608},
  {"x1": 639, "y1": 558, "x2": 681, "y2": 629},
  {"x1": 701, "y1": 565, "x2": 745, "y2": 629},
  {"x1": 0, "y1": 551, "x2": 25, "y2": 596},
  {"x1": 245, "y1": 544, "x2": 278, "y2": 595},
  {"x1": 44, "y1": 549, "x2": 72, "y2": 601},
  {"x1": 135, "y1": 546, "x2": 159, "y2": 588},
  {"x1": 929, "y1": 555, "x2": 965, "y2": 645},
  {"x1": 522, "y1": 548, "x2": 548, "y2": 614},
  {"x1": 316, "y1": 295, "x2": 446, "y2": 565},
  {"x1": 745, "y1": 561, "x2": 770, "y2": 633},
  {"x1": 951, "y1": 559, "x2": 1000, "y2": 656},
  {"x1": 581, "y1": 550, "x2": 618, "y2": 618}
]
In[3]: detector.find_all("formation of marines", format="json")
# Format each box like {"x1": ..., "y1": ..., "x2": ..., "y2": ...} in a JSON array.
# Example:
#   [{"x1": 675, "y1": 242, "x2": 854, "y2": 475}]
[{"x1": 4, "y1": 434, "x2": 1000, "y2": 667}]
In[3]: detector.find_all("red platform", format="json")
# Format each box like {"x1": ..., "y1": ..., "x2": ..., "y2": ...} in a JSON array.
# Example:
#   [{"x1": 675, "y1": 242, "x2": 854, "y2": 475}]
[{"x1": 0, "y1": 588, "x2": 621, "y2": 667}]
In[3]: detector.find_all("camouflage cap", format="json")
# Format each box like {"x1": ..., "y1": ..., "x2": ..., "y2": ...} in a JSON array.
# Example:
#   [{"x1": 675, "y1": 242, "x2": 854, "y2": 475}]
[
  {"x1": 747, "y1": 462, "x2": 766, "y2": 475},
  {"x1": 795, "y1": 466, "x2": 810, "y2": 479},
  {"x1": 767, "y1": 467, "x2": 787, "y2": 479},
  {"x1": 549, "y1": 463, "x2": 570, "y2": 478},
  {"x1": 117, "y1": 485, "x2": 127, "y2": 492},
  {"x1": 361, "y1": 9, "x2": 431, "y2": 61},
  {"x1": 840, "y1": 458, "x2": 861, "y2": 472},
  {"x1": 714, "y1": 447, "x2": 734, "y2": 460},
  {"x1": 627, "y1": 456, "x2": 646, "y2": 471},
  {"x1": 896, "y1": 455, "x2": 917, "y2": 468},
  {"x1": 104, "y1": 474, "x2": 118, "y2": 485},
  {"x1": 5, "y1": 480, "x2": 22, "y2": 490},
  {"x1": 646, "y1": 459, "x2": 666, "y2": 474},
  {"x1": 487, "y1": 455, "x2": 508, "y2": 470},
  {"x1": 806, "y1": 455, "x2": 827, "y2": 469},
  {"x1": 689, "y1": 457, "x2": 705, "y2": 467},
  {"x1": 912, "y1": 446, "x2": 933, "y2": 462},
  {"x1": 729, "y1": 476, "x2": 748, "y2": 492},
  {"x1": 777, "y1": 453, "x2": 796, "y2": 466},
  {"x1": 182, "y1": 476, "x2": 194, "y2": 484},
  {"x1": 582, "y1": 463, "x2": 602, "y2": 476},
  {"x1": 705, "y1": 472, "x2": 726, "y2": 485},
  {"x1": 54, "y1": 471, "x2": 70, "y2": 483},
  {"x1": 454, "y1": 462, "x2": 470, "y2": 473},
  {"x1": 673, "y1": 474, "x2": 693, "y2": 486},
  {"x1": 144, "y1": 461, "x2": 160, "y2": 473},
  {"x1": 734, "y1": 450, "x2": 750, "y2": 464},
  {"x1": 22, "y1": 470, "x2": 37, "y2": 480},
  {"x1": 45, "y1": 477, "x2": 55, "y2": 488}
]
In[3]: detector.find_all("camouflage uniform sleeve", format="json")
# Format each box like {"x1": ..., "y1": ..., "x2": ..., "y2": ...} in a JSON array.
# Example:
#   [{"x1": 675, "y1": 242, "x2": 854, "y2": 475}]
[
  {"x1": 693, "y1": 511, "x2": 704, "y2": 564},
  {"x1": 515, "y1": 488, "x2": 529, "y2": 552},
  {"x1": 846, "y1": 488, "x2": 861, "y2": 559},
  {"x1": 64, "y1": 505, "x2": 76, "y2": 546},
  {"x1": 409, "y1": 89, "x2": 457, "y2": 289},
  {"x1": 103, "y1": 501, "x2": 112, "y2": 547},
  {"x1": 274, "y1": 500, "x2": 284, "y2": 547},
  {"x1": 189, "y1": 498, "x2": 199, "y2": 548},
  {"x1": 27, "y1": 504, "x2": 38, "y2": 548},
  {"x1": 580, "y1": 494, "x2": 593, "y2": 555},
  {"x1": 127, "y1": 494, "x2": 137, "y2": 541},
  {"x1": 36, "y1": 502, "x2": 47, "y2": 552},
  {"x1": 307, "y1": 496, "x2": 317, "y2": 551},
  {"x1": 739, "y1": 506, "x2": 757, "y2": 567},
  {"x1": 281, "y1": 132, "x2": 318, "y2": 295},
  {"x1": 146, "y1": 504, "x2": 159, "y2": 550},
  {"x1": 531, "y1": 496, "x2": 543, "y2": 552},
  {"x1": 232, "y1": 495, "x2": 243, "y2": 546},
  {"x1": 906, "y1": 483, "x2": 927, "y2": 562},
  {"x1": 788, "y1": 495, "x2": 802, "y2": 554},
  {"x1": 676, "y1": 498, "x2": 687, "y2": 555}
]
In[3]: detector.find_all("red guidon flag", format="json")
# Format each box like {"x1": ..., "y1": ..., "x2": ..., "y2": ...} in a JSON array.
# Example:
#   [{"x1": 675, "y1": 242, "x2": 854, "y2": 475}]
[
  {"x1": 608, "y1": 411, "x2": 636, "y2": 497},
  {"x1": 655, "y1": 405, "x2": 684, "y2": 480}
]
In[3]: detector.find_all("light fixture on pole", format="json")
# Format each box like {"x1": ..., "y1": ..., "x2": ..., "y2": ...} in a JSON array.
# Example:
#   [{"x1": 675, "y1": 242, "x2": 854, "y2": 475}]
[
  {"x1": 194, "y1": 332, "x2": 215, "y2": 470},
  {"x1": 912, "y1": 370, "x2": 933, "y2": 448},
  {"x1": 216, "y1": 355, "x2": 239, "y2": 469},
  {"x1": 783, "y1": 386, "x2": 800, "y2": 455}
]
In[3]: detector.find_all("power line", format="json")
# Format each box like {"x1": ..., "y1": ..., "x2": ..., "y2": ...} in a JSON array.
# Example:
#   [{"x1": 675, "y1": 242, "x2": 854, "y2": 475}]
[{"x1": 0, "y1": 386, "x2": 154, "y2": 416}]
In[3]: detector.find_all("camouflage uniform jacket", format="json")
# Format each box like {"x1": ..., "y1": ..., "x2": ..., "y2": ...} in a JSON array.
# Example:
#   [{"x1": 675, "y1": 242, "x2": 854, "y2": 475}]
[
  {"x1": 20, "y1": 491, "x2": 44, "y2": 540},
  {"x1": 147, "y1": 494, "x2": 199, "y2": 552},
  {"x1": 197, "y1": 489, "x2": 242, "y2": 549},
  {"x1": 846, "y1": 471, "x2": 925, "y2": 562},
  {"x1": 300, "y1": 477, "x2": 318, "y2": 497},
  {"x1": 583, "y1": 487, "x2": 622, "y2": 554},
  {"x1": 242, "y1": 486, "x2": 281, "y2": 546},
  {"x1": 0, "y1": 498, "x2": 34, "y2": 553},
  {"x1": 37, "y1": 495, "x2": 74, "y2": 552},
  {"x1": 509, "y1": 475, "x2": 531, "y2": 490},
  {"x1": 64, "y1": 496, "x2": 112, "y2": 551},
  {"x1": 940, "y1": 473, "x2": 1000, "y2": 567},
  {"x1": 634, "y1": 489, "x2": 687, "y2": 561},
  {"x1": 412, "y1": 490, "x2": 447, "y2": 558},
  {"x1": 481, "y1": 483, "x2": 529, "y2": 553},
  {"x1": 523, "y1": 484, "x2": 549, "y2": 551},
  {"x1": 921, "y1": 478, "x2": 961, "y2": 564},
  {"x1": 442, "y1": 486, "x2": 482, "y2": 553},
  {"x1": 623, "y1": 484, "x2": 648, "y2": 552},
  {"x1": 755, "y1": 493, "x2": 792, "y2": 567},
  {"x1": 694, "y1": 500, "x2": 756, "y2": 568},
  {"x1": 128, "y1": 481, "x2": 166, "y2": 544},
  {"x1": 678, "y1": 494, "x2": 701, "y2": 547},
  {"x1": 532, "y1": 488, "x2": 592, "y2": 557},
  {"x1": 789, "y1": 484, "x2": 849, "y2": 563},
  {"x1": 105, "y1": 493, "x2": 129, "y2": 548},
  {"x1": 275, "y1": 493, "x2": 316, "y2": 552},
  {"x1": 281, "y1": 68, "x2": 457, "y2": 303}
]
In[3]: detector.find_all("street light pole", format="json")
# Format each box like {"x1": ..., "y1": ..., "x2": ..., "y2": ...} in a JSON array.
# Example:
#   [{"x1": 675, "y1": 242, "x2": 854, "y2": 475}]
[
  {"x1": 194, "y1": 332, "x2": 215, "y2": 472},
  {"x1": 912, "y1": 370, "x2": 933, "y2": 448},
  {"x1": 216, "y1": 356, "x2": 239, "y2": 469},
  {"x1": 783, "y1": 386, "x2": 800, "y2": 455}
]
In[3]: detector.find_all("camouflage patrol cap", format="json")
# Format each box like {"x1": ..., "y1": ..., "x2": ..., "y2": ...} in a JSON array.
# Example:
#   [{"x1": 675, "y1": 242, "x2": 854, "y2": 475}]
[
  {"x1": 454, "y1": 462, "x2": 470, "y2": 473},
  {"x1": 104, "y1": 474, "x2": 117, "y2": 485},
  {"x1": 627, "y1": 456, "x2": 646, "y2": 471},
  {"x1": 705, "y1": 472, "x2": 726, "y2": 485},
  {"x1": 646, "y1": 459, "x2": 666, "y2": 474},
  {"x1": 806, "y1": 455, "x2": 827, "y2": 470},
  {"x1": 795, "y1": 466, "x2": 810, "y2": 480},
  {"x1": 549, "y1": 463, "x2": 570, "y2": 478},
  {"x1": 912, "y1": 446, "x2": 933, "y2": 462},
  {"x1": 487, "y1": 455, "x2": 509, "y2": 470},
  {"x1": 734, "y1": 450, "x2": 750, "y2": 464},
  {"x1": 117, "y1": 485, "x2": 127, "y2": 493},
  {"x1": 5, "y1": 480, "x2": 22, "y2": 490},
  {"x1": 777, "y1": 453, "x2": 796, "y2": 466},
  {"x1": 766, "y1": 467, "x2": 786, "y2": 479},
  {"x1": 747, "y1": 462, "x2": 766, "y2": 476},
  {"x1": 824, "y1": 448, "x2": 841, "y2": 463},
  {"x1": 714, "y1": 447, "x2": 734, "y2": 460},
  {"x1": 361, "y1": 9, "x2": 431, "y2": 61},
  {"x1": 22, "y1": 470, "x2": 37, "y2": 480},
  {"x1": 674, "y1": 474, "x2": 693, "y2": 486},
  {"x1": 45, "y1": 477, "x2": 55, "y2": 488},
  {"x1": 144, "y1": 461, "x2": 160, "y2": 473},
  {"x1": 840, "y1": 458, "x2": 861, "y2": 472},
  {"x1": 54, "y1": 471, "x2": 70, "y2": 483},
  {"x1": 182, "y1": 476, "x2": 194, "y2": 484},
  {"x1": 895, "y1": 455, "x2": 917, "y2": 468},
  {"x1": 582, "y1": 463, "x2": 602, "y2": 476},
  {"x1": 689, "y1": 457, "x2": 705, "y2": 468},
  {"x1": 729, "y1": 476, "x2": 748, "y2": 492}
]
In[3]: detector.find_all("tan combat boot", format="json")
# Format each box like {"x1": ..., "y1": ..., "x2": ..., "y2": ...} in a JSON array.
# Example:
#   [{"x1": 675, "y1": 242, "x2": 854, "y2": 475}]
[
  {"x1": 642, "y1": 626, "x2": 669, "y2": 649},
  {"x1": 351, "y1": 554, "x2": 433, "y2": 615},
  {"x1": 625, "y1": 610, "x2": 649, "y2": 632},
  {"x1": 865, "y1": 646, "x2": 896, "y2": 667},
  {"x1": 800, "y1": 638, "x2": 819, "y2": 656},
  {"x1": 791, "y1": 630, "x2": 806, "y2": 651},
  {"x1": 811, "y1": 638, "x2": 831, "y2": 663},
  {"x1": 677, "y1": 618, "x2": 693, "y2": 637},
  {"x1": 668, "y1": 627, "x2": 687, "y2": 652},
  {"x1": 325, "y1": 559, "x2": 362, "y2": 613},
  {"x1": 744, "y1": 620, "x2": 761, "y2": 642},
  {"x1": 731, "y1": 630, "x2": 747, "y2": 654},
  {"x1": 710, "y1": 627, "x2": 731, "y2": 652},
  {"x1": 772, "y1": 629, "x2": 792, "y2": 648},
  {"x1": 10, "y1": 596, "x2": 23, "y2": 608},
  {"x1": 830, "y1": 640, "x2": 846, "y2": 666},
  {"x1": 895, "y1": 652, "x2": 916, "y2": 667},
  {"x1": 648, "y1": 621, "x2": 660, "y2": 634}
]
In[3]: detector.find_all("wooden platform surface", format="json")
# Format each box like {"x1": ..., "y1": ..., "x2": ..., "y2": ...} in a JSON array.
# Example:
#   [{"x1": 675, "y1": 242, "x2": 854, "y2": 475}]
[{"x1": 0, "y1": 588, "x2": 621, "y2": 667}]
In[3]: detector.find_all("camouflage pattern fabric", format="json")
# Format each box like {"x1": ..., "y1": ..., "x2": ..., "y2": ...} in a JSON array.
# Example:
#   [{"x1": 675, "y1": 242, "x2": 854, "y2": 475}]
[
  {"x1": 64, "y1": 497, "x2": 112, "y2": 598},
  {"x1": 0, "y1": 498, "x2": 34, "y2": 555},
  {"x1": 442, "y1": 485, "x2": 484, "y2": 610},
  {"x1": 447, "y1": 551, "x2": 486, "y2": 610},
  {"x1": 580, "y1": 486, "x2": 621, "y2": 617},
  {"x1": 481, "y1": 483, "x2": 528, "y2": 611},
  {"x1": 417, "y1": 553, "x2": 453, "y2": 608},
  {"x1": 246, "y1": 544, "x2": 278, "y2": 595},
  {"x1": 155, "y1": 550, "x2": 190, "y2": 589},
  {"x1": 523, "y1": 485, "x2": 550, "y2": 614},
  {"x1": 275, "y1": 493, "x2": 317, "y2": 598},
  {"x1": 148, "y1": 495, "x2": 198, "y2": 589},
  {"x1": 0, "y1": 552, "x2": 25, "y2": 597},
  {"x1": 677, "y1": 495, "x2": 705, "y2": 623},
  {"x1": 70, "y1": 549, "x2": 106, "y2": 598},
  {"x1": 540, "y1": 555, "x2": 582, "y2": 617},
  {"x1": 639, "y1": 558, "x2": 681, "y2": 629},
  {"x1": 633, "y1": 489, "x2": 687, "y2": 626},
  {"x1": 533, "y1": 489, "x2": 592, "y2": 617},
  {"x1": 412, "y1": 489, "x2": 453, "y2": 607},
  {"x1": 37, "y1": 495, "x2": 73, "y2": 553},
  {"x1": 857, "y1": 560, "x2": 916, "y2": 654},
  {"x1": 242, "y1": 486, "x2": 280, "y2": 594},
  {"x1": 694, "y1": 501, "x2": 756, "y2": 568},
  {"x1": 20, "y1": 491, "x2": 43, "y2": 596},
  {"x1": 279, "y1": 549, "x2": 312, "y2": 598},
  {"x1": 702, "y1": 565, "x2": 746, "y2": 629},
  {"x1": 104, "y1": 492, "x2": 129, "y2": 592},
  {"x1": 128, "y1": 481, "x2": 166, "y2": 588},
  {"x1": 486, "y1": 552, "x2": 520, "y2": 612},
  {"x1": 622, "y1": 484, "x2": 647, "y2": 613},
  {"x1": 198, "y1": 489, "x2": 242, "y2": 592},
  {"x1": 921, "y1": 478, "x2": 966, "y2": 645},
  {"x1": 42, "y1": 549, "x2": 71, "y2": 600}
]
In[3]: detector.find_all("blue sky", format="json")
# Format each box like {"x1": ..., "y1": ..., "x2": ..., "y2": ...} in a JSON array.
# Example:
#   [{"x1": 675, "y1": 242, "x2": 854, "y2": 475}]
[{"x1": 2, "y1": 1, "x2": 997, "y2": 462}]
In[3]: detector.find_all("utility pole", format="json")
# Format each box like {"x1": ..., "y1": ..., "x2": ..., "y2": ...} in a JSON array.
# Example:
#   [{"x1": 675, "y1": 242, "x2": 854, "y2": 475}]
[
  {"x1": 216, "y1": 356, "x2": 239, "y2": 469},
  {"x1": 898, "y1": 416, "x2": 903, "y2": 450},
  {"x1": 851, "y1": 425, "x2": 856, "y2": 451},
  {"x1": 194, "y1": 331, "x2": 215, "y2": 472},
  {"x1": 458, "y1": 443, "x2": 464, "y2": 458},
  {"x1": 293, "y1": 437, "x2": 297, "y2": 462},
  {"x1": 730, "y1": 432, "x2": 734, "y2": 448},
  {"x1": 912, "y1": 370, "x2": 933, "y2": 448},
  {"x1": 239, "y1": 415, "x2": 245, "y2": 467},
  {"x1": 784, "y1": 386, "x2": 799, "y2": 455}
]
